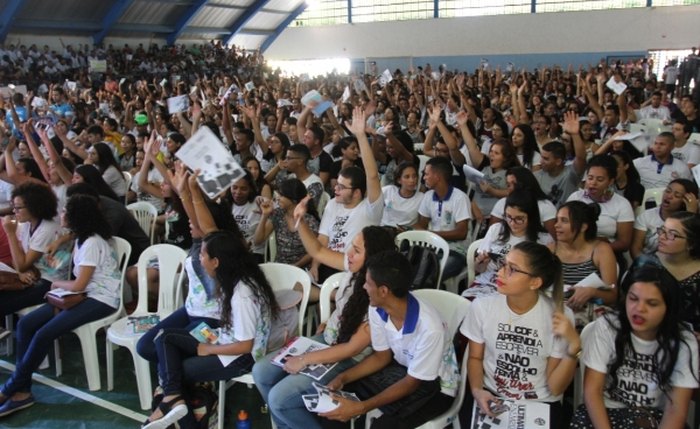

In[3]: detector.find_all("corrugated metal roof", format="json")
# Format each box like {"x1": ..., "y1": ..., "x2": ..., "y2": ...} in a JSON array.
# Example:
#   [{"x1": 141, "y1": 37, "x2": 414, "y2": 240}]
[{"x1": 1, "y1": 0, "x2": 306, "y2": 51}]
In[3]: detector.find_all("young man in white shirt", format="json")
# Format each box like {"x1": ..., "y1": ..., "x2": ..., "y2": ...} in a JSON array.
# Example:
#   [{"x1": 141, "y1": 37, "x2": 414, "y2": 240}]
[
  {"x1": 633, "y1": 132, "x2": 692, "y2": 189},
  {"x1": 319, "y1": 251, "x2": 456, "y2": 428},
  {"x1": 313, "y1": 108, "x2": 384, "y2": 282},
  {"x1": 637, "y1": 91, "x2": 672, "y2": 122},
  {"x1": 413, "y1": 156, "x2": 471, "y2": 280},
  {"x1": 671, "y1": 118, "x2": 700, "y2": 169}
]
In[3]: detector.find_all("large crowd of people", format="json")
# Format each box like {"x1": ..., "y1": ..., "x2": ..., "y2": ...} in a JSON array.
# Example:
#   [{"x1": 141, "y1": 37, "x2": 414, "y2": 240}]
[{"x1": 0, "y1": 40, "x2": 700, "y2": 428}]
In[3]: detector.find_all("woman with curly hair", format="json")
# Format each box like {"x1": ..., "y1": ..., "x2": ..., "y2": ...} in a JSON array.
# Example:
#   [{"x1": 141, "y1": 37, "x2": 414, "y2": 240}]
[
  {"x1": 253, "y1": 200, "x2": 396, "y2": 429},
  {"x1": 85, "y1": 142, "x2": 127, "y2": 200},
  {"x1": 142, "y1": 171, "x2": 278, "y2": 429},
  {"x1": 0, "y1": 194, "x2": 122, "y2": 417},
  {"x1": 0, "y1": 182, "x2": 70, "y2": 335},
  {"x1": 570, "y1": 262, "x2": 699, "y2": 428}
]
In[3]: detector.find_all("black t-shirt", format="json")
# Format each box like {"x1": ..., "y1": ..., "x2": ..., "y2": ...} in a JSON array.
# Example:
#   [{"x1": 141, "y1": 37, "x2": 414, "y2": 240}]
[{"x1": 99, "y1": 196, "x2": 150, "y2": 265}]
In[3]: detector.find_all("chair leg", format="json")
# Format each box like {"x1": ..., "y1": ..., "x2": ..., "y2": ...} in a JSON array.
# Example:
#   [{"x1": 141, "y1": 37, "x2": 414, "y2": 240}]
[
  {"x1": 132, "y1": 351, "x2": 153, "y2": 410},
  {"x1": 218, "y1": 380, "x2": 226, "y2": 429},
  {"x1": 3, "y1": 315, "x2": 13, "y2": 356},
  {"x1": 54, "y1": 339, "x2": 62, "y2": 377},
  {"x1": 75, "y1": 329, "x2": 101, "y2": 391},
  {"x1": 106, "y1": 339, "x2": 114, "y2": 391}
]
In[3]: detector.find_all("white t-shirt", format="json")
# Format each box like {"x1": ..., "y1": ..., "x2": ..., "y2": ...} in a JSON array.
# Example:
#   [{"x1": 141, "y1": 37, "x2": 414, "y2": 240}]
[
  {"x1": 130, "y1": 168, "x2": 166, "y2": 212},
  {"x1": 583, "y1": 317, "x2": 699, "y2": 409},
  {"x1": 671, "y1": 142, "x2": 700, "y2": 167},
  {"x1": 319, "y1": 197, "x2": 384, "y2": 254},
  {"x1": 637, "y1": 105, "x2": 671, "y2": 121},
  {"x1": 633, "y1": 155, "x2": 692, "y2": 190},
  {"x1": 103, "y1": 165, "x2": 128, "y2": 197},
  {"x1": 517, "y1": 151, "x2": 542, "y2": 170},
  {"x1": 461, "y1": 294, "x2": 573, "y2": 403},
  {"x1": 232, "y1": 201, "x2": 264, "y2": 255},
  {"x1": 465, "y1": 223, "x2": 552, "y2": 298},
  {"x1": 490, "y1": 198, "x2": 557, "y2": 224},
  {"x1": 218, "y1": 281, "x2": 270, "y2": 362},
  {"x1": 369, "y1": 293, "x2": 459, "y2": 396},
  {"x1": 418, "y1": 187, "x2": 472, "y2": 253},
  {"x1": 73, "y1": 235, "x2": 122, "y2": 308},
  {"x1": 185, "y1": 241, "x2": 221, "y2": 320},
  {"x1": 18, "y1": 219, "x2": 68, "y2": 281},
  {"x1": 381, "y1": 185, "x2": 424, "y2": 227},
  {"x1": 633, "y1": 207, "x2": 664, "y2": 255},
  {"x1": 566, "y1": 191, "x2": 634, "y2": 241}
]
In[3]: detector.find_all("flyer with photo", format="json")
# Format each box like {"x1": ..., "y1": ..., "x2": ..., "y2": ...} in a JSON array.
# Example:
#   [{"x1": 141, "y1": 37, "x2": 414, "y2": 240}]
[{"x1": 272, "y1": 337, "x2": 338, "y2": 381}]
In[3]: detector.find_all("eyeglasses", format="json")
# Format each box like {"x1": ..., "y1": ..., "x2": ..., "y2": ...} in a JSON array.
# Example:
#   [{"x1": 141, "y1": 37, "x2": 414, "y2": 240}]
[
  {"x1": 12, "y1": 205, "x2": 25, "y2": 212},
  {"x1": 505, "y1": 215, "x2": 527, "y2": 225},
  {"x1": 334, "y1": 183, "x2": 354, "y2": 191},
  {"x1": 656, "y1": 226, "x2": 687, "y2": 241},
  {"x1": 500, "y1": 263, "x2": 534, "y2": 278}
]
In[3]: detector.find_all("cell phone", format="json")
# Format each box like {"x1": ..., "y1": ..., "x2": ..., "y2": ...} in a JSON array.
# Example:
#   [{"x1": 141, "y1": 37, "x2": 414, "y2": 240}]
[{"x1": 487, "y1": 252, "x2": 500, "y2": 262}]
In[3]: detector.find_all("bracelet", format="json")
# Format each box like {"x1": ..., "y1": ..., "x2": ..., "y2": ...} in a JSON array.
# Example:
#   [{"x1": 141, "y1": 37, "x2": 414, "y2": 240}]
[{"x1": 192, "y1": 199, "x2": 205, "y2": 204}]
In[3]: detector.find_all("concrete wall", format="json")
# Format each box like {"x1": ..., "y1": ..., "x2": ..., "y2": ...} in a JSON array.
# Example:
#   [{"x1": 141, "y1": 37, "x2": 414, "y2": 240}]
[{"x1": 264, "y1": 5, "x2": 700, "y2": 71}]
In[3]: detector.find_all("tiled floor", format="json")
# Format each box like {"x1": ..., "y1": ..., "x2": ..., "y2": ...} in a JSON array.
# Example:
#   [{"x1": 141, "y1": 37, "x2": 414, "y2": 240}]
[{"x1": 0, "y1": 331, "x2": 271, "y2": 429}]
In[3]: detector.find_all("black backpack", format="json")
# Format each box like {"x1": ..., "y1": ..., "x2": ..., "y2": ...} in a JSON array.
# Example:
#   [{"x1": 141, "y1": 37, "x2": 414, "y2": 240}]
[{"x1": 399, "y1": 239, "x2": 442, "y2": 290}]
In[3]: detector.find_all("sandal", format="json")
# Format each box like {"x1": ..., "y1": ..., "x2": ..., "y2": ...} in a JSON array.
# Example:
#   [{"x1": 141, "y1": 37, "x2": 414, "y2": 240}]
[{"x1": 142, "y1": 395, "x2": 188, "y2": 429}]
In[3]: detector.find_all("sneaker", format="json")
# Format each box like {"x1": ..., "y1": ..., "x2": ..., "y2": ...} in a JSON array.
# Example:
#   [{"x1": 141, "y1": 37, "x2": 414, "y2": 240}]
[
  {"x1": 0, "y1": 328, "x2": 11, "y2": 342},
  {"x1": 0, "y1": 395, "x2": 35, "y2": 417}
]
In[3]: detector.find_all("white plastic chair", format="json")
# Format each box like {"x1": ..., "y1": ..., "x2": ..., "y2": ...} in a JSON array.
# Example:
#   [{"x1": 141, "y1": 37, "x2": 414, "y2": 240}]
[
  {"x1": 418, "y1": 154, "x2": 430, "y2": 176},
  {"x1": 217, "y1": 263, "x2": 311, "y2": 429},
  {"x1": 264, "y1": 231, "x2": 277, "y2": 263},
  {"x1": 53, "y1": 237, "x2": 131, "y2": 391},
  {"x1": 365, "y1": 290, "x2": 471, "y2": 428},
  {"x1": 413, "y1": 143, "x2": 425, "y2": 154},
  {"x1": 573, "y1": 322, "x2": 596, "y2": 409},
  {"x1": 105, "y1": 244, "x2": 188, "y2": 410},
  {"x1": 127, "y1": 201, "x2": 159, "y2": 245},
  {"x1": 465, "y1": 239, "x2": 484, "y2": 287},
  {"x1": 122, "y1": 171, "x2": 132, "y2": 205},
  {"x1": 319, "y1": 272, "x2": 347, "y2": 324},
  {"x1": 317, "y1": 191, "x2": 331, "y2": 217},
  {"x1": 396, "y1": 230, "x2": 450, "y2": 287},
  {"x1": 635, "y1": 187, "x2": 666, "y2": 217}
]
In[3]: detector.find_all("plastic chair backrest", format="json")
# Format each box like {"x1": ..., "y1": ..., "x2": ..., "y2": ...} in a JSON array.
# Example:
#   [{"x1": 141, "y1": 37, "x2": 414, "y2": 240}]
[
  {"x1": 110, "y1": 236, "x2": 132, "y2": 314},
  {"x1": 318, "y1": 191, "x2": 331, "y2": 217},
  {"x1": 417, "y1": 154, "x2": 430, "y2": 177},
  {"x1": 122, "y1": 171, "x2": 132, "y2": 204},
  {"x1": 135, "y1": 244, "x2": 188, "y2": 316},
  {"x1": 259, "y1": 263, "x2": 311, "y2": 337},
  {"x1": 319, "y1": 272, "x2": 347, "y2": 324},
  {"x1": 412, "y1": 289, "x2": 470, "y2": 336},
  {"x1": 127, "y1": 201, "x2": 158, "y2": 242},
  {"x1": 396, "y1": 230, "x2": 450, "y2": 286},
  {"x1": 466, "y1": 238, "x2": 483, "y2": 287},
  {"x1": 636, "y1": 187, "x2": 666, "y2": 217}
]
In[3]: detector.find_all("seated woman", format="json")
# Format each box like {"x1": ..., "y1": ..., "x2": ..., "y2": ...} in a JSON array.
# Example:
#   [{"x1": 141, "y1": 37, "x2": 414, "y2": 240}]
[
  {"x1": 610, "y1": 150, "x2": 644, "y2": 212},
  {"x1": 253, "y1": 215, "x2": 395, "y2": 429},
  {"x1": 463, "y1": 193, "x2": 553, "y2": 299},
  {"x1": 329, "y1": 137, "x2": 364, "y2": 191},
  {"x1": 380, "y1": 161, "x2": 424, "y2": 229},
  {"x1": 569, "y1": 263, "x2": 699, "y2": 429},
  {"x1": 641, "y1": 212, "x2": 700, "y2": 336},
  {"x1": 550, "y1": 201, "x2": 618, "y2": 328},
  {"x1": 566, "y1": 155, "x2": 634, "y2": 270},
  {"x1": 0, "y1": 194, "x2": 122, "y2": 417},
  {"x1": 228, "y1": 171, "x2": 265, "y2": 263},
  {"x1": 243, "y1": 156, "x2": 272, "y2": 200},
  {"x1": 72, "y1": 164, "x2": 121, "y2": 202},
  {"x1": 489, "y1": 166, "x2": 557, "y2": 238},
  {"x1": 631, "y1": 179, "x2": 698, "y2": 259},
  {"x1": 253, "y1": 178, "x2": 320, "y2": 267},
  {"x1": 142, "y1": 172, "x2": 278, "y2": 429},
  {"x1": 461, "y1": 241, "x2": 580, "y2": 428},
  {"x1": 0, "y1": 182, "x2": 70, "y2": 337},
  {"x1": 85, "y1": 143, "x2": 128, "y2": 201},
  {"x1": 136, "y1": 164, "x2": 241, "y2": 363}
]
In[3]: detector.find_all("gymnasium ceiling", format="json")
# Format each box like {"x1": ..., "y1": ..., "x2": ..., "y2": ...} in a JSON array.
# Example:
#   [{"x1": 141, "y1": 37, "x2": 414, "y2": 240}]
[{"x1": 0, "y1": 0, "x2": 308, "y2": 52}]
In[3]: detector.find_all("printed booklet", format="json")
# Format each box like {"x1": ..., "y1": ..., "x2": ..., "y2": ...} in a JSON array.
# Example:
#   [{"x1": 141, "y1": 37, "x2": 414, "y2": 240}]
[
  {"x1": 302, "y1": 382, "x2": 360, "y2": 413},
  {"x1": 471, "y1": 400, "x2": 549, "y2": 429},
  {"x1": 272, "y1": 337, "x2": 338, "y2": 381}
]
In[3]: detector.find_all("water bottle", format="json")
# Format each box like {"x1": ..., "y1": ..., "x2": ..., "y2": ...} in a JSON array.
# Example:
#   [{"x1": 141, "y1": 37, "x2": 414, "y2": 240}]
[{"x1": 236, "y1": 409, "x2": 251, "y2": 429}]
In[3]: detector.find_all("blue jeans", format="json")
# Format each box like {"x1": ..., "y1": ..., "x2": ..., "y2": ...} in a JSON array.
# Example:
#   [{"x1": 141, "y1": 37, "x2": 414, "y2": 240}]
[
  {"x1": 136, "y1": 306, "x2": 220, "y2": 363},
  {"x1": 1, "y1": 299, "x2": 115, "y2": 396},
  {"x1": 153, "y1": 328, "x2": 253, "y2": 396},
  {"x1": 0, "y1": 279, "x2": 51, "y2": 318},
  {"x1": 252, "y1": 335, "x2": 357, "y2": 429}
]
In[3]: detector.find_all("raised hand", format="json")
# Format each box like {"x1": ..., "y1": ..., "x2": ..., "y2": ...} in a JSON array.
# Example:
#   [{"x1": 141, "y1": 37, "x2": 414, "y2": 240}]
[
  {"x1": 562, "y1": 110, "x2": 580, "y2": 135},
  {"x1": 347, "y1": 106, "x2": 366, "y2": 137}
]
